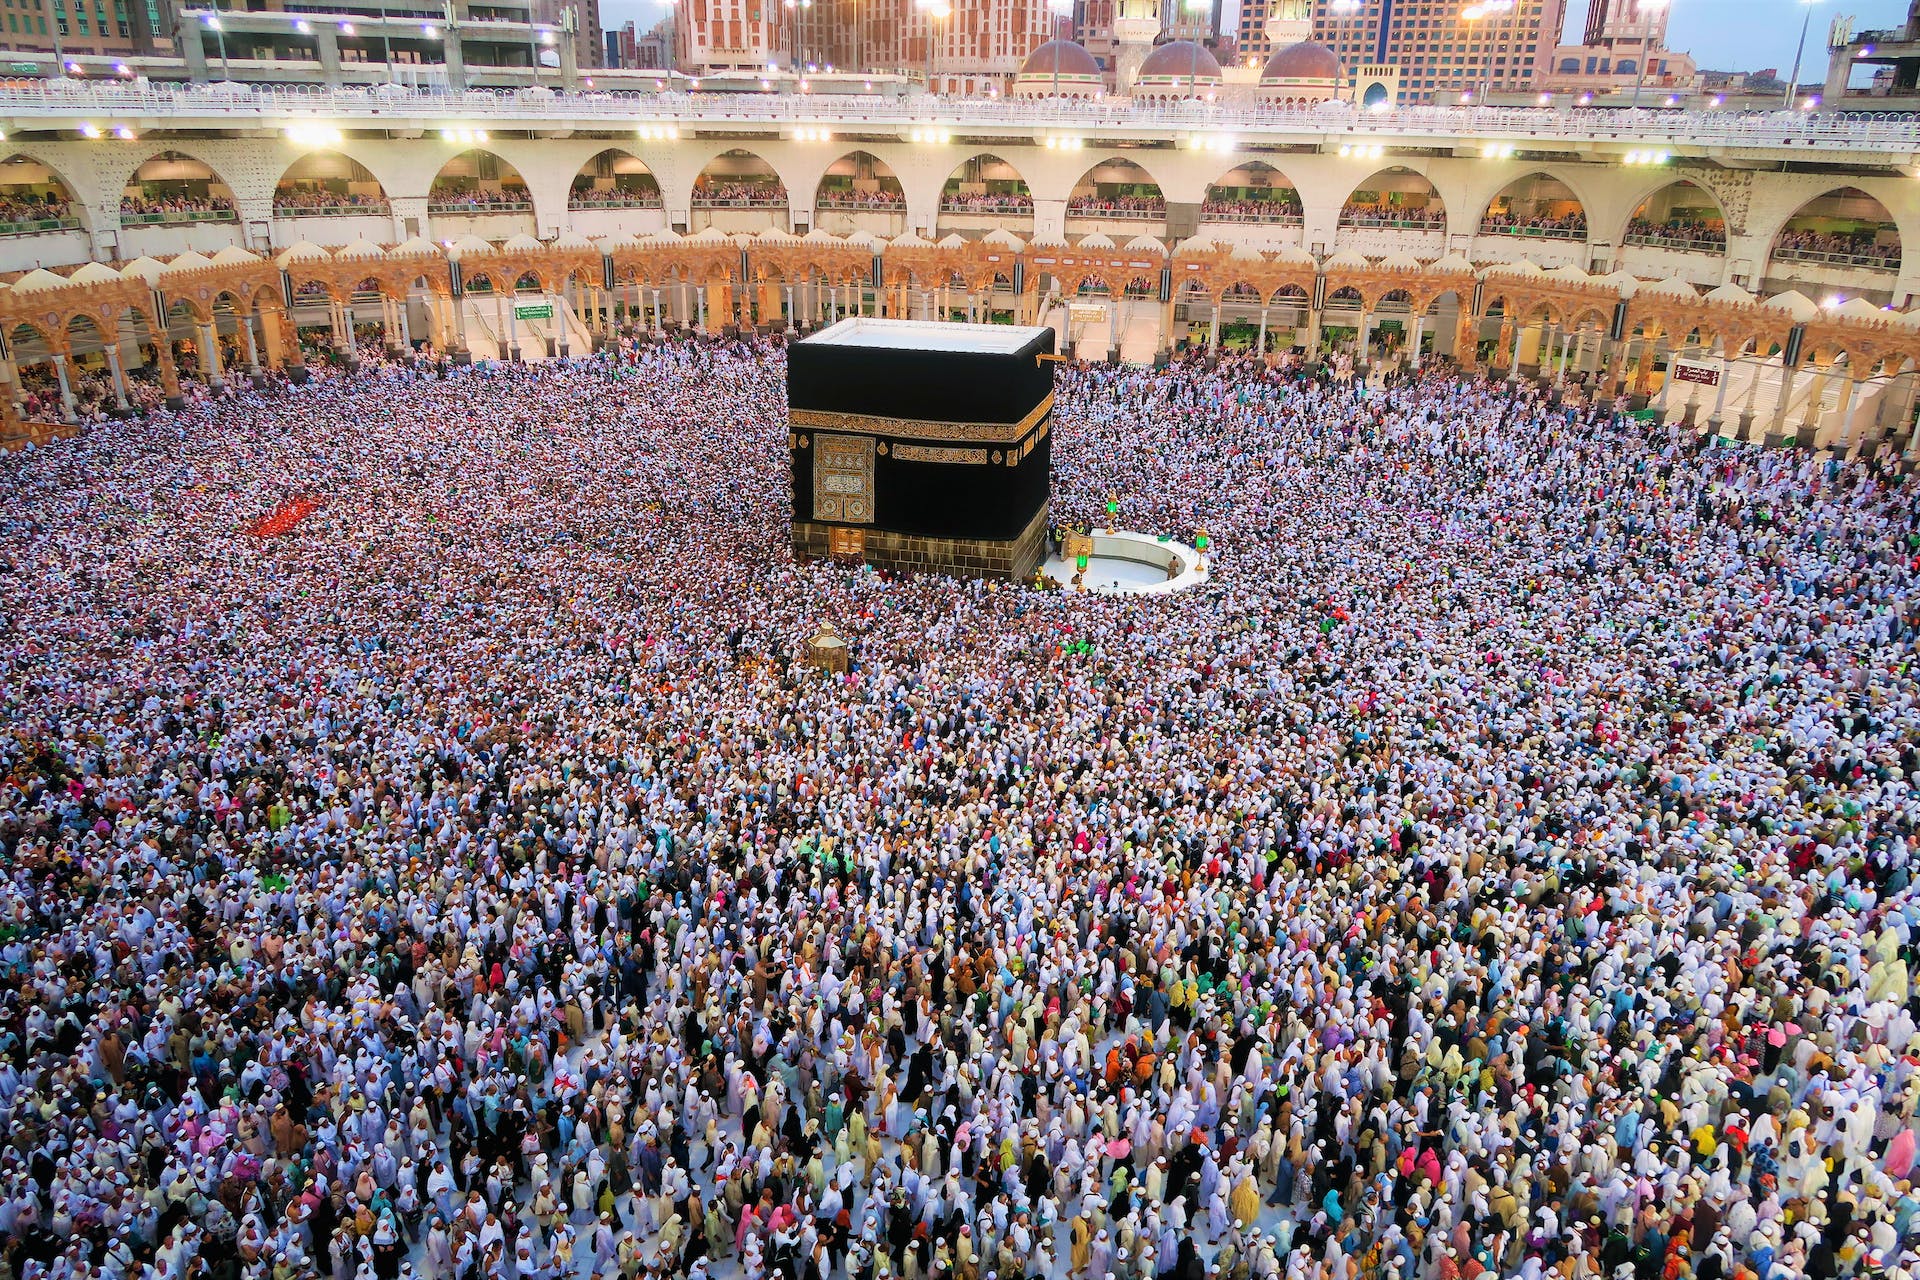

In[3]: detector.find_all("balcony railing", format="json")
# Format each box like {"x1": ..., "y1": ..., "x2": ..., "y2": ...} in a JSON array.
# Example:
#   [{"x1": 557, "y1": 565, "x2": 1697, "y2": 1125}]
[
  {"x1": 274, "y1": 204, "x2": 393, "y2": 217},
  {"x1": 428, "y1": 199, "x2": 534, "y2": 213},
  {"x1": 1201, "y1": 208, "x2": 1305, "y2": 224},
  {"x1": 120, "y1": 208, "x2": 237, "y2": 224},
  {"x1": 1771, "y1": 246, "x2": 1900, "y2": 269},
  {"x1": 939, "y1": 198, "x2": 1034, "y2": 214},
  {"x1": 0, "y1": 216, "x2": 80, "y2": 236},
  {"x1": 691, "y1": 194, "x2": 788, "y2": 208},
  {"x1": 567, "y1": 194, "x2": 665, "y2": 209},
  {"x1": 816, "y1": 194, "x2": 906, "y2": 209},
  {"x1": 1066, "y1": 205, "x2": 1166, "y2": 220},
  {"x1": 1478, "y1": 222, "x2": 1586, "y2": 240},
  {"x1": 1624, "y1": 231, "x2": 1725, "y2": 253},
  {"x1": 1, "y1": 84, "x2": 1911, "y2": 154},
  {"x1": 1339, "y1": 214, "x2": 1445, "y2": 230}
]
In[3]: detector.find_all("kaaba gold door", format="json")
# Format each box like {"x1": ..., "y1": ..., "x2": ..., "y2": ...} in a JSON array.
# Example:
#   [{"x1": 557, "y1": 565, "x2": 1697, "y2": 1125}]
[{"x1": 829, "y1": 527, "x2": 865, "y2": 557}]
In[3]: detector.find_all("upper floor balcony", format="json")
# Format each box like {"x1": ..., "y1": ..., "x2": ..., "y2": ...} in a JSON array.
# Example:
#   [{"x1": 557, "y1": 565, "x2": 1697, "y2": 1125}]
[{"x1": 0, "y1": 83, "x2": 1916, "y2": 162}]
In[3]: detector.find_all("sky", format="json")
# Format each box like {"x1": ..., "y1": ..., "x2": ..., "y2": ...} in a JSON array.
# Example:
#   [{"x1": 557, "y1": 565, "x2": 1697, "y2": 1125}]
[{"x1": 598, "y1": 0, "x2": 1912, "y2": 75}]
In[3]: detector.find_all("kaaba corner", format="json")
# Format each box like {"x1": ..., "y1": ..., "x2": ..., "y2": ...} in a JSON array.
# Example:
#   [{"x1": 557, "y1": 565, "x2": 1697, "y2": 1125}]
[{"x1": 788, "y1": 318, "x2": 1057, "y2": 582}]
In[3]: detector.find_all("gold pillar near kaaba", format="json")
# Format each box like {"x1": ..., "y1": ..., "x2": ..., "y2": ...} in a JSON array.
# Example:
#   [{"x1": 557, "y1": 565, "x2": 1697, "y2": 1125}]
[
  {"x1": 803, "y1": 622, "x2": 851, "y2": 675},
  {"x1": 788, "y1": 318, "x2": 1058, "y2": 581}
]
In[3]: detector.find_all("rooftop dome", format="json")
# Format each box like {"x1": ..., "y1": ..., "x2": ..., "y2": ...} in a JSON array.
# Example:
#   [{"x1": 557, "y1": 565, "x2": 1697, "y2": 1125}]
[
  {"x1": 1261, "y1": 41, "x2": 1342, "y2": 83},
  {"x1": 1018, "y1": 38, "x2": 1102, "y2": 80},
  {"x1": 1138, "y1": 41, "x2": 1222, "y2": 83},
  {"x1": 12, "y1": 268, "x2": 67, "y2": 293}
]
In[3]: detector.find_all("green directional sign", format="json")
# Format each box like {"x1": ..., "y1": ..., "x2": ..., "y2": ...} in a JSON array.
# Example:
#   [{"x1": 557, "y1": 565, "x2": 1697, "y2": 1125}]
[{"x1": 514, "y1": 302, "x2": 554, "y2": 321}]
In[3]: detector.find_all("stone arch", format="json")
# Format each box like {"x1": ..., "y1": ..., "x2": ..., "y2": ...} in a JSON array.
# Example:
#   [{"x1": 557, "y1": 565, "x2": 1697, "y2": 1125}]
[
  {"x1": 1762, "y1": 185, "x2": 1902, "y2": 276},
  {"x1": 105, "y1": 144, "x2": 244, "y2": 221},
  {"x1": 1065, "y1": 157, "x2": 1167, "y2": 222},
  {"x1": 1477, "y1": 170, "x2": 1590, "y2": 240},
  {"x1": 814, "y1": 150, "x2": 904, "y2": 211},
  {"x1": 428, "y1": 149, "x2": 531, "y2": 213},
  {"x1": 0, "y1": 152, "x2": 90, "y2": 235},
  {"x1": 65, "y1": 311, "x2": 106, "y2": 358},
  {"x1": 119, "y1": 149, "x2": 240, "y2": 224},
  {"x1": 273, "y1": 150, "x2": 391, "y2": 216},
  {"x1": 939, "y1": 152, "x2": 1033, "y2": 221},
  {"x1": 569, "y1": 149, "x2": 662, "y2": 210},
  {"x1": 1338, "y1": 168, "x2": 1444, "y2": 230},
  {"x1": 1619, "y1": 178, "x2": 1728, "y2": 251},
  {"x1": 1203, "y1": 160, "x2": 1303, "y2": 224},
  {"x1": 692, "y1": 148, "x2": 789, "y2": 209}
]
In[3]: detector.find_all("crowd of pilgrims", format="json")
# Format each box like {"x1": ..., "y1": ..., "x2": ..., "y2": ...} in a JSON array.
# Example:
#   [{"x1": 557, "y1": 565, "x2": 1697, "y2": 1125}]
[{"x1": 2, "y1": 336, "x2": 1920, "y2": 1280}]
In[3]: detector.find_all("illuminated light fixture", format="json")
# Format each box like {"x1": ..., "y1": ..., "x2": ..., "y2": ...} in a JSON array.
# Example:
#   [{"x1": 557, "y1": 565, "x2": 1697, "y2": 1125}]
[
  {"x1": 202, "y1": 13, "x2": 219, "y2": 27},
  {"x1": 541, "y1": 30, "x2": 555, "y2": 44},
  {"x1": 296, "y1": 18, "x2": 311, "y2": 31},
  {"x1": 1537, "y1": 92, "x2": 1551, "y2": 104},
  {"x1": 799, "y1": 79, "x2": 810, "y2": 90},
  {"x1": 1459, "y1": 91, "x2": 1473, "y2": 103},
  {"x1": 1480, "y1": 142, "x2": 1514, "y2": 158},
  {"x1": 114, "y1": 125, "x2": 136, "y2": 140},
  {"x1": 1578, "y1": 92, "x2": 1593, "y2": 104},
  {"x1": 66, "y1": 60, "x2": 84, "y2": 73},
  {"x1": 1801, "y1": 95, "x2": 1818, "y2": 108},
  {"x1": 423, "y1": 23, "x2": 438, "y2": 35},
  {"x1": 115, "y1": 62, "x2": 131, "y2": 75},
  {"x1": 80, "y1": 123, "x2": 101, "y2": 138},
  {"x1": 1710, "y1": 94, "x2": 1724, "y2": 106},
  {"x1": 1665, "y1": 94, "x2": 1678, "y2": 105},
  {"x1": 340, "y1": 21, "x2": 355, "y2": 34},
  {"x1": 286, "y1": 124, "x2": 345, "y2": 145},
  {"x1": 761, "y1": 78, "x2": 771, "y2": 88},
  {"x1": 1338, "y1": 144, "x2": 1350, "y2": 156}
]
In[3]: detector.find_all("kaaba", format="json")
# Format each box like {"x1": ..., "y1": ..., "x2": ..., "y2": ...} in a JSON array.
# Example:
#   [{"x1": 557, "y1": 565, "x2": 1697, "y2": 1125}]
[{"x1": 789, "y1": 318, "x2": 1057, "y2": 580}]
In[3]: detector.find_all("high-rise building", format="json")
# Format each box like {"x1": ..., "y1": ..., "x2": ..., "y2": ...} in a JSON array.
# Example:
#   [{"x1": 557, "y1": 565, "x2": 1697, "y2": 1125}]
[
  {"x1": 1581, "y1": 0, "x2": 1668, "y2": 46},
  {"x1": 675, "y1": 0, "x2": 780, "y2": 72},
  {"x1": 606, "y1": 20, "x2": 635, "y2": 66},
  {"x1": 1543, "y1": 0, "x2": 1691, "y2": 101},
  {"x1": 9, "y1": 0, "x2": 175, "y2": 60},
  {"x1": 533, "y1": 0, "x2": 601, "y2": 69},
  {"x1": 1237, "y1": 0, "x2": 1311, "y2": 68},
  {"x1": 796, "y1": 0, "x2": 1053, "y2": 93},
  {"x1": 1237, "y1": 0, "x2": 1276, "y2": 62},
  {"x1": 1309, "y1": 0, "x2": 1564, "y2": 103}
]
